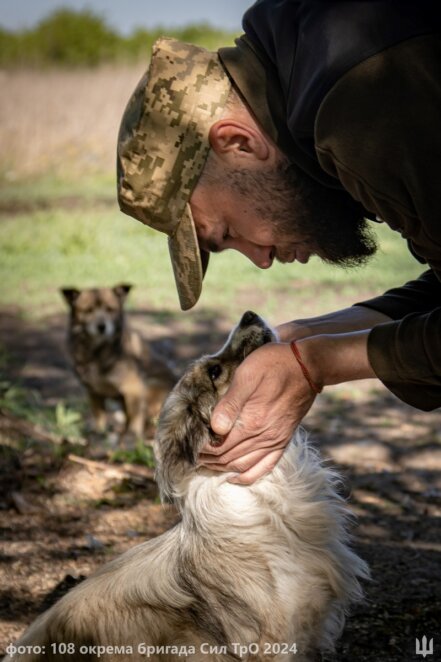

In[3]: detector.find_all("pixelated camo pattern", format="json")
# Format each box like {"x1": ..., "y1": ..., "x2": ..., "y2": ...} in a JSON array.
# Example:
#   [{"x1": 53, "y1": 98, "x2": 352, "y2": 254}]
[
  {"x1": 117, "y1": 38, "x2": 231, "y2": 310},
  {"x1": 117, "y1": 37, "x2": 231, "y2": 234},
  {"x1": 167, "y1": 204, "x2": 207, "y2": 310}
]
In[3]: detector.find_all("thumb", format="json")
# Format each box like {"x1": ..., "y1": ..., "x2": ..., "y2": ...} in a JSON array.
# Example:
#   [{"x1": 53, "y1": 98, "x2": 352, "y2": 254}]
[{"x1": 211, "y1": 381, "x2": 250, "y2": 435}]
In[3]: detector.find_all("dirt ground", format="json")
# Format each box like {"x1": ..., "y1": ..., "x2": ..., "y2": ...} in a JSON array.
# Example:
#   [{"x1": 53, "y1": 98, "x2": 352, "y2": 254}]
[{"x1": 0, "y1": 307, "x2": 440, "y2": 662}]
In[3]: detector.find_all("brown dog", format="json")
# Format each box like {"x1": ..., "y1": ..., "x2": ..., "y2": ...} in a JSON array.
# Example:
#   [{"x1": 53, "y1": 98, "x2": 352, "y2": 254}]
[{"x1": 61, "y1": 284, "x2": 176, "y2": 438}]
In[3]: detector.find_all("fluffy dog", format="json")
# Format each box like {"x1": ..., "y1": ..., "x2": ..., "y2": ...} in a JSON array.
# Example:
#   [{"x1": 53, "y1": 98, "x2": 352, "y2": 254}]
[
  {"x1": 61, "y1": 284, "x2": 176, "y2": 438},
  {"x1": 5, "y1": 311, "x2": 368, "y2": 662}
]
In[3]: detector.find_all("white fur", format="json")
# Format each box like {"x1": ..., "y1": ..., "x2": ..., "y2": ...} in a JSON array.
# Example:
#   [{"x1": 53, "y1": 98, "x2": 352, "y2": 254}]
[{"x1": 173, "y1": 430, "x2": 368, "y2": 658}]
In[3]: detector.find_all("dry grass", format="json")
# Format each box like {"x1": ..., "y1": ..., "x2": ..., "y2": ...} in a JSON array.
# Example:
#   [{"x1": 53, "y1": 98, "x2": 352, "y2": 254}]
[{"x1": 0, "y1": 65, "x2": 147, "y2": 181}]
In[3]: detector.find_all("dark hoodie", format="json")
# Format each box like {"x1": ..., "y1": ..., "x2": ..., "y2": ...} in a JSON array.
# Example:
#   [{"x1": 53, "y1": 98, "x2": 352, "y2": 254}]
[{"x1": 219, "y1": 0, "x2": 441, "y2": 410}]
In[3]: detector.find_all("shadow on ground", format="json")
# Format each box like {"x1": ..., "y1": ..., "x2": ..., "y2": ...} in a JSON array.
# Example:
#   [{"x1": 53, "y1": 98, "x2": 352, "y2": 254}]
[{"x1": 0, "y1": 307, "x2": 440, "y2": 662}]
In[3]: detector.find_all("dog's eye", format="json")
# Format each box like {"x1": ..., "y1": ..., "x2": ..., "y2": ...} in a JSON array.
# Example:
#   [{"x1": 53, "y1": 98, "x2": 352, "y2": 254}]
[{"x1": 208, "y1": 364, "x2": 222, "y2": 381}]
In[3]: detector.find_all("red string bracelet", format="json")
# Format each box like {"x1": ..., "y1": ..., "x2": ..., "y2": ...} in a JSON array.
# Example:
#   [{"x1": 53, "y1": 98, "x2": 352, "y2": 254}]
[{"x1": 290, "y1": 341, "x2": 323, "y2": 395}]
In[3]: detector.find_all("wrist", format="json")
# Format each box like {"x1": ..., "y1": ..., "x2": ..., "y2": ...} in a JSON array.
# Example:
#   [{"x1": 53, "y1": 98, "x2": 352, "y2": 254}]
[
  {"x1": 294, "y1": 331, "x2": 375, "y2": 387},
  {"x1": 277, "y1": 320, "x2": 312, "y2": 342},
  {"x1": 290, "y1": 341, "x2": 323, "y2": 394},
  {"x1": 277, "y1": 306, "x2": 392, "y2": 343}
]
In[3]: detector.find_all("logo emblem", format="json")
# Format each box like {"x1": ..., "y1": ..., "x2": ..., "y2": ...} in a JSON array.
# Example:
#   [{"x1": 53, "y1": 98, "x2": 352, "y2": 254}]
[{"x1": 416, "y1": 636, "x2": 433, "y2": 658}]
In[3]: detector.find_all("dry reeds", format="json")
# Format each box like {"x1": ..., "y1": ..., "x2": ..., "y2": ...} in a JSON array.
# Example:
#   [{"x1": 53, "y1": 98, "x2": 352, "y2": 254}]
[{"x1": 0, "y1": 64, "x2": 146, "y2": 180}]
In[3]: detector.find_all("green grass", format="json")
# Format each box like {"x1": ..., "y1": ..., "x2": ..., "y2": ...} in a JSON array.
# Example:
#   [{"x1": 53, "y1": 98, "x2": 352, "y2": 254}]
[
  {"x1": 0, "y1": 184, "x2": 424, "y2": 323},
  {"x1": 0, "y1": 377, "x2": 85, "y2": 442},
  {"x1": 110, "y1": 440, "x2": 156, "y2": 468}
]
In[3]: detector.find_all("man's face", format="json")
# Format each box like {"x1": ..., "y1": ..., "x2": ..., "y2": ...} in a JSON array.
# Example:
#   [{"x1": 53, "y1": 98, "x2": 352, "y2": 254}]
[
  {"x1": 190, "y1": 156, "x2": 377, "y2": 270},
  {"x1": 190, "y1": 181, "x2": 315, "y2": 269}
]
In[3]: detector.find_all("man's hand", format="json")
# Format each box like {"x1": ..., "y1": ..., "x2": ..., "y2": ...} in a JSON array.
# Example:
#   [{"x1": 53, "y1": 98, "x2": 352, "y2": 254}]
[
  {"x1": 200, "y1": 327, "x2": 376, "y2": 485},
  {"x1": 199, "y1": 342, "x2": 317, "y2": 485}
]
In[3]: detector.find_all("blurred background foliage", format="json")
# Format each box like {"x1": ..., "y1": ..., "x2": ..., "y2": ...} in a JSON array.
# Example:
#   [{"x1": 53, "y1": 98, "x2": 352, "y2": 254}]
[{"x1": 0, "y1": 9, "x2": 237, "y2": 67}]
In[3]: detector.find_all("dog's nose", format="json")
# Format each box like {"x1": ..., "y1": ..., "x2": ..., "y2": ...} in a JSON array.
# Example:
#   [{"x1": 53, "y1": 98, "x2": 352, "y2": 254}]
[
  {"x1": 97, "y1": 322, "x2": 106, "y2": 334},
  {"x1": 240, "y1": 311, "x2": 258, "y2": 328}
]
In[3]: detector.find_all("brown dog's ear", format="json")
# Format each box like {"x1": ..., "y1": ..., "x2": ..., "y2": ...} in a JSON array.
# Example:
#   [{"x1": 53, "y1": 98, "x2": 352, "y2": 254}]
[
  {"x1": 113, "y1": 283, "x2": 132, "y2": 299},
  {"x1": 61, "y1": 288, "x2": 80, "y2": 306}
]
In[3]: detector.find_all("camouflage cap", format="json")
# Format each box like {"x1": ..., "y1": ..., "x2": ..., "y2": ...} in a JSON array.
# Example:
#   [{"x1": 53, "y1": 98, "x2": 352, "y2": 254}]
[{"x1": 117, "y1": 37, "x2": 231, "y2": 311}]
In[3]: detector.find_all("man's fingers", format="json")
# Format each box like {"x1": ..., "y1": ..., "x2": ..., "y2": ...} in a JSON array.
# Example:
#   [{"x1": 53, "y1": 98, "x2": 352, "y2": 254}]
[
  {"x1": 200, "y1": 433, "x2": 283, "y2": 462},
  {"x1": 210, "y1": 368, "x2": 257, "y2": 436},
  {"x1": 210, "y1": 396, "x2": 243, "y2": 435},
  {"x1": 201, "y1": 427, "x2": 255, "y2": 457},
  {"x1": 199, "y1": 445, "x2": 285, "y2": 475},
  {"x1": 227, "y1": 449, "x2": 285, "y2": 485}
]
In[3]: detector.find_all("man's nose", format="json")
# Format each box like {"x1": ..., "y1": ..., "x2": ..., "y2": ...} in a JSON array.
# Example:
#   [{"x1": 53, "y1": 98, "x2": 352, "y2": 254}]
[{"x1": 232, "y1": 240, "x2": 274, "y2": 269}]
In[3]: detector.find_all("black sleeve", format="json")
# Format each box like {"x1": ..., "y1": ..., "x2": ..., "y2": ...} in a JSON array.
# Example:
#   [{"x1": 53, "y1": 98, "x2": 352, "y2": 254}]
[
  {"x1": 367, "y1": 307, "x2": 441, "y2": 411},
  {"x1": 354, "y1": 270, "x2": 441, "y2": 410},
  {"x1": 355, "y1": 270, "x2": 441, "y2": 320}
]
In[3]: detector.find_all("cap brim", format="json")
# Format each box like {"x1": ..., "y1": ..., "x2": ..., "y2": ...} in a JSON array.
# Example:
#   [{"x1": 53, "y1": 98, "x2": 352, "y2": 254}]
[{"x1": 168, "y1": 203, "x2": 209, "y2": 311}]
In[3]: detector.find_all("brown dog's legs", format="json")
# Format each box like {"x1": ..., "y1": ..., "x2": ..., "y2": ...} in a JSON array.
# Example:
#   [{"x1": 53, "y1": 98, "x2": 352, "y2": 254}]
[
  {"x1": 121, "y1": 389, "x2": 146, "y2": 439},
  {"x1": 89, "y1": 392, "x2": 107, "y2": 432}
]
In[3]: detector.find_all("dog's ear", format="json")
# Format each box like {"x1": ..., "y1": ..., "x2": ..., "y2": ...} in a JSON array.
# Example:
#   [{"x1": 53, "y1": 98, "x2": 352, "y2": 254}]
[
  {"x1": 113, "y1": 283, "x2": 132, "y2": 299},
  {"x1": 155, "y1": 391, "x2": 212, "y2": 502},
  {"x1": 61, "y1": 288, "x2": 80, "y2": 307},
  {"x1": 166, "y1": 400, "x2": 211, "y2": 467},
  {"x1": 179, "y1": 403, "x2": 212, "y2": 466}
]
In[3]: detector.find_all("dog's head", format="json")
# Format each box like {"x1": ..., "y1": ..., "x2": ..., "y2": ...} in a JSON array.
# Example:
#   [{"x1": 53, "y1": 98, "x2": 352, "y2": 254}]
[
  {"x1": 155, "y1": 311, "x2": 277, "y2": 501},
  {"x1": 61, "y1": 284, "x2": 132, "y2": 344}
]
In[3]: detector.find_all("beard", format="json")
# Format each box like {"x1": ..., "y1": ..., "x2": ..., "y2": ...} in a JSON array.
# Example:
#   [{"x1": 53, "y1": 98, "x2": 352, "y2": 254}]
[{"x1": 224, "y1": 159, "x2": 377, "y2": 267}]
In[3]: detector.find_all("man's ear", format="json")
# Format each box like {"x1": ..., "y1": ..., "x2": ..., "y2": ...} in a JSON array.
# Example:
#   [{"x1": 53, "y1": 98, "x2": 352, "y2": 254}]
[{"x1": 208, "y1": 119, "x2": 272, "y2": 164}]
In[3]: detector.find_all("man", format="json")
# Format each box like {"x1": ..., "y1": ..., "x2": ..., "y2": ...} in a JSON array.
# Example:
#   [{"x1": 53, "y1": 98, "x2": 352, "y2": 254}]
[{"x1": 117, "y1": 0, "x2": 441, "y2": 483}]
